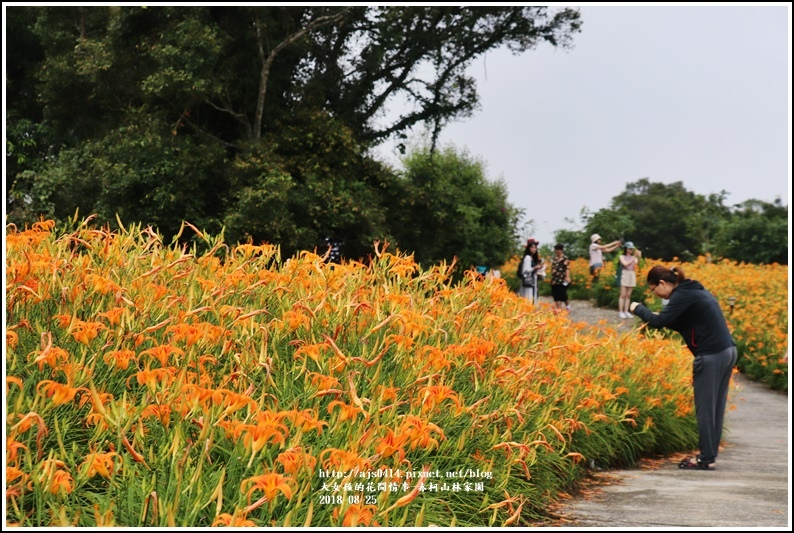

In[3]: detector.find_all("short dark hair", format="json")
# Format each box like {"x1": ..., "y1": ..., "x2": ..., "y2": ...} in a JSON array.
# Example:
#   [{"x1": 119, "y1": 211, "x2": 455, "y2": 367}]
[{"x1": 554, "y1": 243, "x2": 564, "y2": 251}]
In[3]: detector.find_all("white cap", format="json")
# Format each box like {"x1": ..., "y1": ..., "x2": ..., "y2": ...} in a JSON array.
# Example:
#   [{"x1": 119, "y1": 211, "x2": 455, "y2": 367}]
[{"x1": 590, "y1": 233, "x2": 602, "y2": 243}]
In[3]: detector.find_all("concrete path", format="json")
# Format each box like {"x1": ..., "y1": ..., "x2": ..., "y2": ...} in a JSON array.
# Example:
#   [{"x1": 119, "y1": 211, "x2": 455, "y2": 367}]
[{"x1": 554, "y1": 371, "x2": 791, "y2": 528}]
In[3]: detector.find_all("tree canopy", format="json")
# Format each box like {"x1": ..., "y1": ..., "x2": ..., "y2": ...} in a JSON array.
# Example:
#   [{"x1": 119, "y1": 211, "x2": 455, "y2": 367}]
[
  {"x1": 6, "y1": 5, "x2": 582, "y2": 265},
  {"x1": 389, "y1": 143, "x2": 522, "y2": 271}
]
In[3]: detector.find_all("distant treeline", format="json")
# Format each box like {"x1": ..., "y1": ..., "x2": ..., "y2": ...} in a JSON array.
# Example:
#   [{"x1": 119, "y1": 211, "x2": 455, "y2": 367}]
[{"x1": 551, "y1": 178, "x2": 788, "y2": 265}]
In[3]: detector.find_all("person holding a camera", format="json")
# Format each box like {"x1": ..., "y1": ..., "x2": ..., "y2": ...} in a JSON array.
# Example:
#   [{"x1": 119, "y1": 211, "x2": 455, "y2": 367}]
[{"x1": 589, "y1": 233, "x2": 622, "y2": 282}]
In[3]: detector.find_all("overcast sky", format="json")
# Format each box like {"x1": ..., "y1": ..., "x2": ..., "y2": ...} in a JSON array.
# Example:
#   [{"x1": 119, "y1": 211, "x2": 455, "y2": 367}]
[{"x1": 375, "y1": 4, "x2": 791, "y2": 247}]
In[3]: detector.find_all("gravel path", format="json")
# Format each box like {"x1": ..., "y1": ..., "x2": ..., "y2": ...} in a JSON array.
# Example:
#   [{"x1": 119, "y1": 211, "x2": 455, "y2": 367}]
[{"x1": 536, "y1": 296, "x2": 636, "y2": 334}]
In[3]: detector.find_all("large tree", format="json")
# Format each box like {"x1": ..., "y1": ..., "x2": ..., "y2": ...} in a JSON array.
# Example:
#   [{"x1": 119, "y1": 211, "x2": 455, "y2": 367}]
[{"x1": 6, "y1": 6, "x2": 581, "y2": 259}]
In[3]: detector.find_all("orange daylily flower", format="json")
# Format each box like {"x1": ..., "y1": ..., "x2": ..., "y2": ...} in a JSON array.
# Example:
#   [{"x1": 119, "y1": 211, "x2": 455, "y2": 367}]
[
  {"x1": 375, "y1": 385, "x2": 400, "y2": 402},
  {"x1": 286, "y1": 409, "x2": 328, "y2": 435},
  {"x1": 276, "y1": 446, "x2": 318, "y2": 475},
  {"x1": 140, "y1": 344, "x2": 184, "y2": 367},
  {"x1": 231, "y1": 412, "x2": 290, "y2": 457},
  {"x1": 37, "y1": 459, "x2": 73, "y2": 495},
  {"x1": 133, "y1": 367, "x2": 178, "y2": 391},
  {"x1": 80, "y1": 451, "x2": 119, "y2": 479},
  {"x1": 387, "y1": 255, "x2": 418, "y2": 278},
  {"x1": 399, "y1": 415, "x2": 445, "y2": 451},
  {"x1": 308, "y1": 372, "x2": 340, "y2": 391},
  {"x1": 32, "y1": 218, "x2": 56, "y2": 231},
  {"x1": 88, "y1": 274, "x2": 122, "y2": 295},
  {"x1": 52, "y1": 314, "x2": 73, "y2": 329},
  {"x1": 36, "y1": 380, "x2": 86, "y2": 406},
  {"x1": 167, "y1": 322, "x2": 226, "y2": 347},
  {"x1": 419, "y1": 345, "x2": 453, "y2": 372},
  {"x1": 281, "y1": 310, "x2": 310, "y2": 331},
  {"x1": 98, "y1": 306, "x2": 125, "y2": 325},
  {"x1": 328, "y1": 400, "x2": 367, "y2": 423},
  {"x1": 415, "y1": 384, "x2": 463, "y2": 413},
  {"x1": 6, "y1": 438, "x2": 28, "y2": 465},
  {"x1": 384, "y1": 334, "x2": 414, "y2": 350},
  {"x1": 103, "y1": 349, "x2": 137, "y2": 370},
  {"x1": 7, "y1": 465, "x2": 29, "y2": 486},
  {"x1": 33, "y1": 345, "x2": 70, "y2": 371},
  {"x1": 459, "y1": 336, "x2": 496, "y2": 366},
  {"x1": 141, "y1": 404, "x2": 172, "y2": 427},
  {"x1": 6, "y1": 329, "x2": 19, "y2": 351},
  {"x1": 294, "y1": 343, "x2": 328, "y2": 363},
  {"x1": 320, "y1": 448, "x2": 370, "y2": 473},
  {"x1": 70, "y1": 320, "x2": 105, "y2": 345},
  {"x1": 374, "y1": 428, "x2": 409, "y2": 461},
  {"x1": 240, "y1": 472, "x2": 295, "y2": 503},
  {"x1": 144, "y1": 283, "x2": 171, "y2": 301},
  {"x1": 212, "y1": 512, "x2": 257, "y2": 527},
  {"x1": 6, "y1": 376, "x2": 25, "y2": 394},
  {"x1": 11, "y1": 411, "x2": 48, "y2": 446},
  {"x1": 198, "y1": 388, "x2": 258, "y2": 417},
  {"x1": 234, "y1": 242, "x2": 278, "y2": 258},
  {"x1": 333, "y1": 503, "x2": 380, "y2": 527}
]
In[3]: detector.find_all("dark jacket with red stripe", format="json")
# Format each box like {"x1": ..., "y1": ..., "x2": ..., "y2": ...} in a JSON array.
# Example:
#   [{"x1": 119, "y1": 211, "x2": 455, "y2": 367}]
[{"x1": 633, "y1": 279, "x2": 736, "y2": 356}]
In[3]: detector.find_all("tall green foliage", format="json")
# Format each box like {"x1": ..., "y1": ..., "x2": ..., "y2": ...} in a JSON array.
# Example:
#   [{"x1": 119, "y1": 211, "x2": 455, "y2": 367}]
[
  {"x1": 712, "y1": 199, "x2": 788, "y2": 265},
  {"x1": 390, "y1": 144, "x2": 522, "y2": 272}
]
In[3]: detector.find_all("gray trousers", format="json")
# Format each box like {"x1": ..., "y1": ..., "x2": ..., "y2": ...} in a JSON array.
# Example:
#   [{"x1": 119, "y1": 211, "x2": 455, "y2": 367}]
[{"x1": 692, "y1": 345, "x2": 738, "y2": 463}]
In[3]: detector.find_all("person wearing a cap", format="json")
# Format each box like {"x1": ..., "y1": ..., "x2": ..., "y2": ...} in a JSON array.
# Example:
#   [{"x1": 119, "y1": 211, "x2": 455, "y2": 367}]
[
  {"x1": 618, "y1": 241, "x2": 642, "y2": 318},
  {"x1": 589, "y1": 234, "x2": 622, "y2": 281}
]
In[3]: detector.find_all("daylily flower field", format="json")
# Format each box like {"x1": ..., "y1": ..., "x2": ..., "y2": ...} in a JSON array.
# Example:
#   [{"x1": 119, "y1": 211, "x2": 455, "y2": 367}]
[
  {"x1": 4, "y1": 220, "x2": 783, "y2": 526},
  {"x1": 566, "y1": 256, "x2": 788, "y2": 390}
]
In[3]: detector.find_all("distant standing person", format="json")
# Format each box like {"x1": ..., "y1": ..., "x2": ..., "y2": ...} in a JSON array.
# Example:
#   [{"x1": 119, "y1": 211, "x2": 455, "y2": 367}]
[
  {"x1": 550, "y1": 243, "x2": 571, "y2": 311},
  {"x1": 618, "y1": 241, "x2": 641, "y2": 318},
  {"x1": 518, "y1": 238, "x2": 544, "y2": 304},
  {"x1": 589, "y1": 234, "x2": 622, "y2": 281},
  {"x1": 630, "y1": 265, "x2": 737, "y2": 470}
]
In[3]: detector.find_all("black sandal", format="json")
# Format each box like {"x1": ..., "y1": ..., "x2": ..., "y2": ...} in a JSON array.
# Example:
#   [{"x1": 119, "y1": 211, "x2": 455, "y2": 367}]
[{"x1": 678, "y1": 457, "x2": 715, "y2": 470}]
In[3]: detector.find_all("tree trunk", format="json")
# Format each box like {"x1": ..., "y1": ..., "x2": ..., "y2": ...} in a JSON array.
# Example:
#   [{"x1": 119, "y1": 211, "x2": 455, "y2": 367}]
[{"x1": 253, "y1": 10, "x2": 349, "y2": 141}]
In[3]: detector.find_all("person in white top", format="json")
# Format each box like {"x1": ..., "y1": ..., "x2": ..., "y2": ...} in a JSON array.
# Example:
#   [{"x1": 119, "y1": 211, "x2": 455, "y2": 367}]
[
  {"x1": 518, "y1": 238, "x2": 544, "y2": 304},
  {"x1": 588, "y1": 233, "x2": 622, "y2": 282}
]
